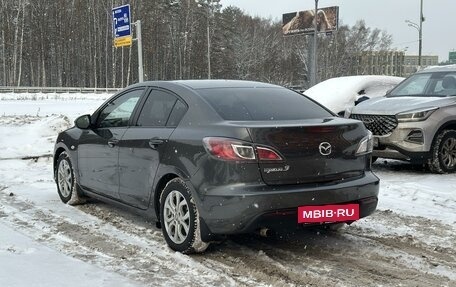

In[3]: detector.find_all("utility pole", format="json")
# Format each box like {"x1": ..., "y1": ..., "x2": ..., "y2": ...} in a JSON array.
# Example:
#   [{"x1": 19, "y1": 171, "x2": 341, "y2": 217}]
[{"x1": 310, "y1": 0, "x2": 319, "y2": 87}]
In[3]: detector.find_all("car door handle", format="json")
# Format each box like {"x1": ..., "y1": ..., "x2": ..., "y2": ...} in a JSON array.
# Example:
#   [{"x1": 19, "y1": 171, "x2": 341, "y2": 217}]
[
  {"x1": 107, "y1": 139, "x2": 119, "y2": 148},
  {"x1": 149, "y1": 138, "x2": 165, "y2": 149}
]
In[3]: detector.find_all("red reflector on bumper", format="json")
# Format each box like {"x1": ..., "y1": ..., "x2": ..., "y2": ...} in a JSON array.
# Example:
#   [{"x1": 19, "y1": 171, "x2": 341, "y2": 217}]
[{"x1": 298, "y1": 204, "x2": 360, "y2": 223}]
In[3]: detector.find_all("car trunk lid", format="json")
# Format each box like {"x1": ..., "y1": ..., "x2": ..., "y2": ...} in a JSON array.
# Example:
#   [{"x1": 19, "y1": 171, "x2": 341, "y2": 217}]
[{"x1": 243, "y1": 118, "x2": 367, "y2": 185}]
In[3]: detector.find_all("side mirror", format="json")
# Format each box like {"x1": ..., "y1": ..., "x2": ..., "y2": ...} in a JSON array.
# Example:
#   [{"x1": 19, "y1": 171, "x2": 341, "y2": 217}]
[
  {"x1": 355, "y1": 96, "x2": 370, "y2": 106},
  {"x1": 75, "y1": 114, "x2": 91, "y2": 129}
]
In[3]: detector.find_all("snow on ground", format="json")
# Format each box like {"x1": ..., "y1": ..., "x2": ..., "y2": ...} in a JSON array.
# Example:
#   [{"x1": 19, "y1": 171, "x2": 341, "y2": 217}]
[
  {"x1": 0, "y1": 92, "x2": 109, "y2": 122},
  {"x1": 0, "y1": 222, "x2": 141, "y2": 287},
  {"x1": 0, "y1": 93, "x2": 455, "y2": 286},
  {"x1": 375, "y1": 160, "x2": 456, "y2": 223}
]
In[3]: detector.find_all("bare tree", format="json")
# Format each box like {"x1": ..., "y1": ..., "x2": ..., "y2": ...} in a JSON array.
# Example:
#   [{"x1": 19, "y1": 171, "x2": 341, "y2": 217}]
[{"x1": 0, "y1": 1, "x2": 393, "y2": 88}]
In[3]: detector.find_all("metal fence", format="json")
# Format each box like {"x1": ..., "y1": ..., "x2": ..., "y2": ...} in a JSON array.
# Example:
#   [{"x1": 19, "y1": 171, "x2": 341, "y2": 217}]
[{"x1": 0, "y1": 86, "x2": 120, "y2": 94}]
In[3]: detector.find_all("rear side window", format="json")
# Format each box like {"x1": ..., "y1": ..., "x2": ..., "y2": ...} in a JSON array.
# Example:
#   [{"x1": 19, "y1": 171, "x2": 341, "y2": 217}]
[
  {"x1": 137, "y1": 90, "x2": 177, "y2": 127},
  {"x1": 167, "y1": 100, "x2": 188, "y2": 126},
  {"x1": 199, "y1": 87, "x2": 332, "y2": 121}
]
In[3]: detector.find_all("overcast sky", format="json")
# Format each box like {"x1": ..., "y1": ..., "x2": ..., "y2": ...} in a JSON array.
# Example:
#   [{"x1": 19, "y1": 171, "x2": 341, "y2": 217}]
[{"x1": 221, "y1": 0, "x2": 455, "y2": 61}]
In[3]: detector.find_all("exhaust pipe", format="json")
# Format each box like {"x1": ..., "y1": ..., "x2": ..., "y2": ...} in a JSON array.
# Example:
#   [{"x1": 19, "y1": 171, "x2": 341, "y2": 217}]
[{"x1": 259, "y1": 228, "x2": 273, "y2": 237}]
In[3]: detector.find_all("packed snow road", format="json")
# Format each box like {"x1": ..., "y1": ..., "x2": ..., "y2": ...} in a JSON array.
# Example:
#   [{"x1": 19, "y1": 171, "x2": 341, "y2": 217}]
[{"x1": 0, "y1": 94, "x2": 455, "y2": 286}]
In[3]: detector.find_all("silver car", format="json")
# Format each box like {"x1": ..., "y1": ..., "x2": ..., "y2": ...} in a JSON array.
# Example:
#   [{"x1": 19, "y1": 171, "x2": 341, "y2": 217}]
[{"x1": 348, "y1": 65, "x2": 456, "y2": 173}]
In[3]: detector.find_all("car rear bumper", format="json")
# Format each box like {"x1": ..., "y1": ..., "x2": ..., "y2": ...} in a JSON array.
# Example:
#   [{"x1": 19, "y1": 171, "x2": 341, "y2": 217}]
[{"x1": 189, "y1": 171, "x2": 379, "y2": 235}]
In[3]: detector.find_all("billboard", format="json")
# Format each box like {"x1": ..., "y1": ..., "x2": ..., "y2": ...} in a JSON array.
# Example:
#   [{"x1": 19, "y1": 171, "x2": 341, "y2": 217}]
[
  {"x1": 283, "y1": 6, "x2": 339, "y2": 36},
  {"x1": 450, "y1": 51, "x2": 456, "y2": 64}
]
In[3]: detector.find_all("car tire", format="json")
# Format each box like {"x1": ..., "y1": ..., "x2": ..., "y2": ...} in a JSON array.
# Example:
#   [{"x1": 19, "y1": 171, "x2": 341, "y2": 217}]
[
  {"x1": 429, "y1": 129, "x2": 456, "y2": 174},
  {"x1": 55, "y1": 152, "x2": 85, "y2": 205},
  {"x1": 160, "y1": 178, "x2": 209, "y2": 254}
]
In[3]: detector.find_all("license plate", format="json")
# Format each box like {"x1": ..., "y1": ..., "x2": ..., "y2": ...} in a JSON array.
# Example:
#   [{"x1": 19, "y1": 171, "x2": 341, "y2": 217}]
[{"x1": 298, "y1": 204, "x2": 360, "y2": 223}]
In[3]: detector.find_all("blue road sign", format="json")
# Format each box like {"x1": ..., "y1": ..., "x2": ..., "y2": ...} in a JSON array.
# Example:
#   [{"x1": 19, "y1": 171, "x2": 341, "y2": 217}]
[{"x1": 112, "y1": 4, "x2": 131, "y2": 38}]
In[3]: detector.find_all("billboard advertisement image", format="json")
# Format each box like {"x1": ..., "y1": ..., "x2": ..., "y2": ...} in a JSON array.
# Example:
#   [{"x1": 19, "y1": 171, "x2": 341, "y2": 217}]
[{"x1": 283, "y1": 6, "x2": 339, "y2": 36}]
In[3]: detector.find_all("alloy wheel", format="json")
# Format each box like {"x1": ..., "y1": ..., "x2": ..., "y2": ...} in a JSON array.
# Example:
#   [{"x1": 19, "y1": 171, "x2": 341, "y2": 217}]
[
  {"x1": 57, "y1": 159, "x2": 73, "y2": 198},
  {"x1": 163, "y1": 190, "x2": 190, "y2": 244},
  {"x1": 441, "y1": 137, "x2": 456, "y2": 169}
]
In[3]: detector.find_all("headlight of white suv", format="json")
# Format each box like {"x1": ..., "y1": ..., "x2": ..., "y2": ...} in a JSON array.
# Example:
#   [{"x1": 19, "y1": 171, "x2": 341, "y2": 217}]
[
  {"x1": 356, "y1": 131, "x2": 373, "y2": 155},
  {"x1": 396, "y1": 107, "x2": 438, "y2": 122}
]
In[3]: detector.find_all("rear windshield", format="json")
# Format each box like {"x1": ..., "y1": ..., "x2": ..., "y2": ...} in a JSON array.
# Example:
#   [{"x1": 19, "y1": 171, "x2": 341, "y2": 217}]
[{"x1": 199, "y1": 87, "x2": 332, "y2": 121}]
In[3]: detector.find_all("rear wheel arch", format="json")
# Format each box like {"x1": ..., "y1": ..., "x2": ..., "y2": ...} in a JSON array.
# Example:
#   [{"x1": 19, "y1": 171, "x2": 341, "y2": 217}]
[{"x1": 154, "y1": 173, "x2": 179, "y2": 220}]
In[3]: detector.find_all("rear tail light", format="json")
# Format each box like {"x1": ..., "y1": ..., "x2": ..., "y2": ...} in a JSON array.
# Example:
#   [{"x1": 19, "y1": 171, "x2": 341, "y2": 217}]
[
  {"x1": 257, "y1": 147, "x2": 282, "y2": 161},
  {"x1": 355, "y1": 131, "x2": 373, "y2": 155},
  {"x1": 203, "y1": 137, "x2": 283, "y2": 162},
  {"x1": 203, "y1": 138, "x2": 255, "y2": 161}
]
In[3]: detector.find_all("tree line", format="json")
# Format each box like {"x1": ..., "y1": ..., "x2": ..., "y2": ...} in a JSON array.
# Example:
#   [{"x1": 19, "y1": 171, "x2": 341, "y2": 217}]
[{"x1": 0, "y1": 0, "x2": 393, "y2": 88}]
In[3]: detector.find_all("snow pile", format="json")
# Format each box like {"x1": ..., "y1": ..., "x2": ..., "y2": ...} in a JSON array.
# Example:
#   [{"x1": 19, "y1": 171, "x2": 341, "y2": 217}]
[
  {"x1": 305, "y1": 75, "x2": 404, "y2": 114},
  {"x1": 0, "y1": 115, "x2": 71, "y2": 159}
]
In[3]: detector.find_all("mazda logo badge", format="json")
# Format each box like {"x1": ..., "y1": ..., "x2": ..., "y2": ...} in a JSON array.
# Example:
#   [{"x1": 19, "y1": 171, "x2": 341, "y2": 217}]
[{"x1": 319, "y1": 142, "x2": 332, "y2": 156}]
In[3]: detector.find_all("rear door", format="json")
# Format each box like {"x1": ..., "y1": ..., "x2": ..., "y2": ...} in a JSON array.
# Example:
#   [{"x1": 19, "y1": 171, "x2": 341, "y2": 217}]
[
  {"x1": 118, "y1": 88, "x2": 188, "y2": 209},
  {"x1": 78, "y1": 88, "x2": 144, "y2": 198}
]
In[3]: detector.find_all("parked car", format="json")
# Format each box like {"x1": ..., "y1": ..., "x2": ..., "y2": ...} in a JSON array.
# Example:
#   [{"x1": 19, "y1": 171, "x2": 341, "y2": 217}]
[
  {"x1": 54, "y1": 80, "x2": 379, "y2": 253},
  {"x1": 348, "y1": 65, "x2": 456, "y2": 173},
  {"x1": 305, "y1": 75, "x2": 404, "y2": 116}
]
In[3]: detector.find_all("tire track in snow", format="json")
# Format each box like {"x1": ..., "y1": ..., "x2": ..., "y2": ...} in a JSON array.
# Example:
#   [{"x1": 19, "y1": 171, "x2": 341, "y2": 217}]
[
  {"x1": 0, "y1": 192, "x2": 263, "y2": 287},
  {"x1": 1, "y1": 157, "x2": 455, "y2": 286}
]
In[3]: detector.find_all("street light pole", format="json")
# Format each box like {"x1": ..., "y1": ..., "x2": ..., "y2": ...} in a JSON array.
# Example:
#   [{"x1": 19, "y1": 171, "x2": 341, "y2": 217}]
[
  {"x1": 418, "y1": 0, "x2": 423, "y2": 67},
  {"x1": 406, "y1": 0, "x2": 424, "y2": 67},
  {"x1": 405, "y1": 19, "x2": 421, "y2": 67}
]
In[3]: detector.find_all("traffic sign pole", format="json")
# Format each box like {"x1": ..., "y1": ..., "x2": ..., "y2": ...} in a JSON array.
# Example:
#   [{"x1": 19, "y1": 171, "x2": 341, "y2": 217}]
[
  {"x1": 133, "y1": 21, "x2": 144, "y2": 83},
  {"x1": 112, "y1": 4, "x2": 144, "y2": 83}
]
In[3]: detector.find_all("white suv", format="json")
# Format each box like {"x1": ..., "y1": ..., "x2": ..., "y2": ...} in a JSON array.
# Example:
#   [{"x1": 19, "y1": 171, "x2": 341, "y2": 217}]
[{"x1": 348, "y1": 65, "x2": 456, "y2": 173}]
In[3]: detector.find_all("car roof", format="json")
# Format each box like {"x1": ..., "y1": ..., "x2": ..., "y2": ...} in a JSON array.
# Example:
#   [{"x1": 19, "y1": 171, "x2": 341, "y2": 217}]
[
  {"x1": 127, "y1": 80, "x2": 280, "y2": 90},
  {"x1": 417, "y1": 65, "x2": 456, "y2": 74}
]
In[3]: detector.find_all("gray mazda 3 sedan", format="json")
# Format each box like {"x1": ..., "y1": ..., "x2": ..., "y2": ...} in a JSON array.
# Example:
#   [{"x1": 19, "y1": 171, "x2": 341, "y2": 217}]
[{"x1": 54, "y1": 80, "x2": 379, "y2": 253}]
